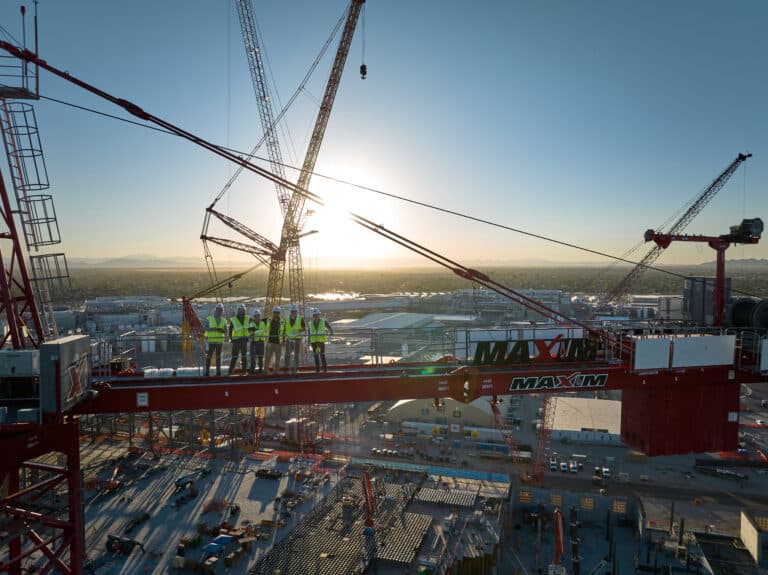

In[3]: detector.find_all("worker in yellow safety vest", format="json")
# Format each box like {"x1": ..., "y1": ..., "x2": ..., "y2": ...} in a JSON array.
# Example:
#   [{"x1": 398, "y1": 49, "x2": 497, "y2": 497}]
[
  {"x1": 248, "y1": 308, "x2": 266, "y2": 374},
  {"x1": 204, "y1": 302, "x2": 227, "y2": 376},
  {"x1": 283, "y1": 303, "x2": 306, "y2": 375},
  {"x1": 308, "y1": 307, "x2": 334, "y2": 373},
  {"x1": 228, "y1": 303, "x2": 250, "y2": 375},
  {"x1": 264, "y1": 306, "x2": 285, "y2": 373}
]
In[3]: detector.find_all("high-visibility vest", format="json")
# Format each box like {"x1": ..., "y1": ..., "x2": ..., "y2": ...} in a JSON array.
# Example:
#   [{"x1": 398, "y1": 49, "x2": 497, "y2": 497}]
[
  {"x1": 205, "y1": 315, "x2": 227, "y2": 343},
  {"x1": 284, "y1": 317, "x2": 304, "y2": 340},
  {"x1": 230, "y1": 315, "x2": 250, "y2": 339},
  {"x1": 265, "y1": 318, "x2": 285, "y2": 343},
  {"x1": 308, "y1": 319, "x2": 328, "y2": 343},
  {"x1": 250, "y1": 319, "x2": 266, "y2": 342}
]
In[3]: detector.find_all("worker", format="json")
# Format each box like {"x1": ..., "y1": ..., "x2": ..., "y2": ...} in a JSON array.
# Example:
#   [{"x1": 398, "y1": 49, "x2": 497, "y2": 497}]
[
  {"x1": 283, "y1": 303, "x2": 306, "y2": 375},
  {"x1": 248, "y1": 308, "x2": 266, "y2": 374},
  {"x1": 264, "y1": 306, "x2": 285, "y2": 373},
  {"x1": 308, "y1": 307, "x2": 334, "y2": 373},
  {"x1": 204, "y1": 302, "x2": 227, "y2": 376},
  {"x1": 228, "y1": 303, "x2": 250, "y2": 375}
]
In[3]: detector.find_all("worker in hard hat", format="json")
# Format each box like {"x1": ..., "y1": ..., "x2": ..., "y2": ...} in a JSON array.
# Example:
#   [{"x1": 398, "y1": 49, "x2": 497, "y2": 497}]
[
  {"x1": 264, "y1": 306, "x2": 285, "y2": 373},
  {"x1": 308, "y1": 307, "x2": 334, "y2": 373},
  {"x1": 283, "y1": 303, "x2": 306, "y2": 376},
  {"x1": 204, "y1": 302, "x2": 227, "y2": 376},
  {"x1": 228, "y1": 303, "x2": 249, "y2": 375},
  {"x1": 248, "y1": 308, "x2": 266, "y2": 374}
]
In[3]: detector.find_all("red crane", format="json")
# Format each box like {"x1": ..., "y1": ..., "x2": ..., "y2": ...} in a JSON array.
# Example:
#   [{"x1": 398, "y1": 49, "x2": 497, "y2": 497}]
[
  {"x1": 180, "y1": 265, "x2": 259, "y2": 366},
  {"x1": 489, "y1": 397, "x2": 525, "y2": 471},
  {"x1": 362, "y1": 470, "x2": 375, "y2": 528},
  {"x1": 644, "y1": 218, "x2": 763, "y2": 326},
  {"x1": 552, "y1": 508, "x2": 565, "y2": 566},
  {"x1": 606, "y1": 153, "x2": 751, "y2": 304},
  {"x1": 3, "y1": 40, "x2": 765, "y2": 575}
]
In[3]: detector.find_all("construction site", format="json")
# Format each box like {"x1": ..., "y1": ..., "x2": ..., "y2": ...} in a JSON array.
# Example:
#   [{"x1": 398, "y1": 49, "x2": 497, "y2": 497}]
[{"x1": 2, "y1": 2, "x2": 768, "y2": 574}]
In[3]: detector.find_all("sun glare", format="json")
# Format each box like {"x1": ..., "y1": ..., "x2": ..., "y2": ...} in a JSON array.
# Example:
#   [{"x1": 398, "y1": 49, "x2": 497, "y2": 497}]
[{"x1": 301, "y1": 164, "x2": 396, "y2": 265}]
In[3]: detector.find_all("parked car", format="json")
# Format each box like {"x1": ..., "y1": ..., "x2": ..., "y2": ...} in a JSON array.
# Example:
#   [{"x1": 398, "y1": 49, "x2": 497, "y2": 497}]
[
  {"x1": 560, "y1": 462, "x2": 568, "y2": 473},
  {"x1": 569, "y1": 461, "x2": 578, "y2": 473},
  {"x1": 549, "y1": 458, "x2": 558, "y2": 472}
]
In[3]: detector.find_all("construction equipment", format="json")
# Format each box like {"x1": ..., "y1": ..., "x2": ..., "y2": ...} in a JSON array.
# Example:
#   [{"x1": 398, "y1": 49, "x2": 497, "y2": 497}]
[
  {"x1": 362, "y1": 470, "x2": 375, "y2": 531},
  {"x1": 605, "y1": 153, "x2": 751, "y2": 304},
  {"x1": 532, "y1": 395, "x2": 557, "y2": 485},
  {"x1": 180, "y1": 265, "x2": 258, "y2": 366},
  {"x1": 106, "y1": 534, "x2": 144, "y2": 555},
  {"x1": 548, "y1": 508, "x2": 567, "y2": 575},
  {"x1": 264, "y1": 0, "x2": 366, "y2": 315},
  {"x1": 489, "y1": 396, "x2": 524, "y2": 471},
  {"x1": 644, "y1": 218, "x2": 762, "y2": 326}
]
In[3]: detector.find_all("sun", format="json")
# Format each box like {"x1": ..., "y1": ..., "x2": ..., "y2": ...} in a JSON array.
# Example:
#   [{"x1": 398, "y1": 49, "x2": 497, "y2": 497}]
[{"x1": 300, "y1": 165, "x2": 397, "y2": 265}]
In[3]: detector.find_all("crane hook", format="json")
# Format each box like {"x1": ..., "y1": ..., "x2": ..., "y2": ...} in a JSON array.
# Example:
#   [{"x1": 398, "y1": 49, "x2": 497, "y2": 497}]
[{"x1": 360, "y1": 64, "x2": 367, "y2": 80}]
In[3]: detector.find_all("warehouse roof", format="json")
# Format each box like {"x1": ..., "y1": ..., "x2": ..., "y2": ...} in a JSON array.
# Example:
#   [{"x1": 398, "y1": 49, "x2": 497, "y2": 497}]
[
  {"x1": 552, "y1": 397, "x2": 621, "y2": 434},
  {"x1": 340, "y1": 312, "x2": 435, "y2": 330}
]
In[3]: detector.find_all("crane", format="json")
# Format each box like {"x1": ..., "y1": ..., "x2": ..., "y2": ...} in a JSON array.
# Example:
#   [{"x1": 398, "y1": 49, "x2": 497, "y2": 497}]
[
  {"x1": 605, "y1": 153, "x2": 751, "y2": 304},
  {"x1": 489, "y1": 397, "x2": 525, "y2": 471},
  {"x1": 362, "y1": 470, "x2": 375, "y2": 528},
  {"x1": 644, "y1": 218, "x2": 762, "y2": 326},
  {"x1": 264, "y1": 0, "x2": 366, "y2": 314},
  {"x1": 180, "y1": 264, "x2": 259, "y2": 366},
  {"x1": 550, "y1": 508, "x2": 566, "y2": 575},
  {"x1": 234, "y1": 0, "x2": 291, "y2": 217}
]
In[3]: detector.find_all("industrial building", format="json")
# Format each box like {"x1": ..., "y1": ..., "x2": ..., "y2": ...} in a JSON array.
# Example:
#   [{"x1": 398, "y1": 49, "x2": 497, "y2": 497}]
[
  {"x1": 385, "y1": 397, "x2": 497, "y2": 431},
  {"x1": 550, "y1": 397, "x2": 622, "y2": 445}
]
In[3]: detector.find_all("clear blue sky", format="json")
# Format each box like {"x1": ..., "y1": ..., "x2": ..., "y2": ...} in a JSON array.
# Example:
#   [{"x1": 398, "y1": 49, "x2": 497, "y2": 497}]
[{"x1": 1, "y1": 0, "x2": 767, "y2": 268}]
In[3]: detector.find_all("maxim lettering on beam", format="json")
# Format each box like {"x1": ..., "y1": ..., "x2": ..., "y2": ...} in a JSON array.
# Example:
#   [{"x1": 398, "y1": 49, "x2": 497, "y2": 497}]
[
  {"x1": 472, "y1": 336, "x2": 598, "y2": 366},
  {"x1": 508, "y1": 372, "x2": 608, "y2": 392}
]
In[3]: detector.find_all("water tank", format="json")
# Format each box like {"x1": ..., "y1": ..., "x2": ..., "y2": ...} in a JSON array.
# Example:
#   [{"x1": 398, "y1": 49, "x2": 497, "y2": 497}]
[{"x1": 728, "y1": 298, "x2": 768, "y2": 329}]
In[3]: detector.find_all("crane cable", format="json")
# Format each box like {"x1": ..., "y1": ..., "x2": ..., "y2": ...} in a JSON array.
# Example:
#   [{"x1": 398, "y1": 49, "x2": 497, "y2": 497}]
[
  {"x1": 33, "y1": 93, "x2": 764, "y2": 300},
  {"x1": 207, "y1": 5, "x2": 347, "y2": 210}
]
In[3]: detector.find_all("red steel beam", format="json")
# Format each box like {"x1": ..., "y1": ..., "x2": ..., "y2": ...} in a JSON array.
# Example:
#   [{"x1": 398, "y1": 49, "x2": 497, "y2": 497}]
[
  {"x1": 71, "y1": 364, "x2": 759, "y2": 415},
  {"x1": 0, "y1": 422, "x2": 79, "y2": 473},
  {"x1": 0, "y1": 534, "x2": 63, "y2": 574}
]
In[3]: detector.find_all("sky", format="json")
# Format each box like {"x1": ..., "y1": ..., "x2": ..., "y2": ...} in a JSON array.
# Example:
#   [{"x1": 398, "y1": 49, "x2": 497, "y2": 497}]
[{"x1": 0, "y1": 0, "x2": 767, "y2": 270}]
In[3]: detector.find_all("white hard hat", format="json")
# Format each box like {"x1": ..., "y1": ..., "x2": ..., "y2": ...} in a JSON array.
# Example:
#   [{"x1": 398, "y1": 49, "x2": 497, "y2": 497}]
[
  {"x1": 252, "y1": 309, "x2": 261, "y2": 316},
  {"x1": 312, "y1": 307, "x2": 320, "y2": 315},
  {"x1": 237, "y1": 303, "x2": 246, "y2": 311},
  {"x1": 215, "y1": 303, "x2": 224, "y2": 311},
  {"x1": 272, "y1": 306, "x2": 281, "y2": 313},
  {"x1": 290, "y1": 304, "x2": 298, "y2": 312}
]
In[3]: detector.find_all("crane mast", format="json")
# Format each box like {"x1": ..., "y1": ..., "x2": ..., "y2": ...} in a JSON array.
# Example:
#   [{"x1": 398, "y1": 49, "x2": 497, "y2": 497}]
[
  {"x1": 234, "y1": 0, "x2": 291, "y2": 216},
  {"x1": 265, "y1": 0, "x2": 365, "y2": 314},
  {"x1": 606, "y1": 153, "x2": 751, "y2": 304}
]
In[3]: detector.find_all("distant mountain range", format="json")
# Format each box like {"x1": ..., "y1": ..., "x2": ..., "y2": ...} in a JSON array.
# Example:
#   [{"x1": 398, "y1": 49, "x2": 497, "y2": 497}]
[
  {"x1": 699, "y1": 258, "x2": 768, "y2": 267},
  {"x1": 68, "y1": 255, "x2": 210, "y2": 268},
  {"x1": 65, "y1": 255, "x2": 768, "y2": 269}
]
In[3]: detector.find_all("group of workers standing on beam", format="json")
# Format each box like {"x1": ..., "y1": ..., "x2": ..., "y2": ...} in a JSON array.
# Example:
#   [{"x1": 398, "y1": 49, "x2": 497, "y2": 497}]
[{"x1": 203, "y1": 303, "x2": 334, "y2": 377}]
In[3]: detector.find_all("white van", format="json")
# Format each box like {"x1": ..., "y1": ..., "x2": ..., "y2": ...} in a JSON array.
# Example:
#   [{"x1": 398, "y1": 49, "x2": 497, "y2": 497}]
[{"x1": 602, "y1": 467, "x2": 611, "y2": 479}]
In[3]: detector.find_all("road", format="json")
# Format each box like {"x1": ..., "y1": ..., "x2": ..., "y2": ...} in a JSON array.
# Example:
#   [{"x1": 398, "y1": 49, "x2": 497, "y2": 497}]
[{"x1": 543, "y1": 473, "x2": 768, "y2": 510}]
